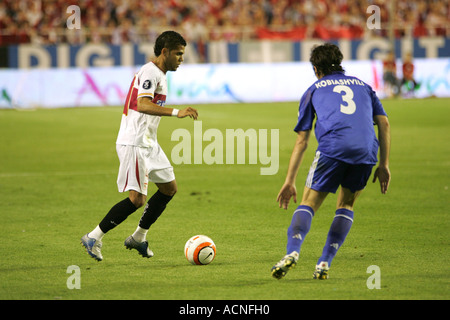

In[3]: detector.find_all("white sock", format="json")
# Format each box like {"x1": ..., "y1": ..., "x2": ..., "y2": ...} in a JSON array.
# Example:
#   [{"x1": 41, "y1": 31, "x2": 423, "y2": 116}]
[
  {"x1": 88, "y1": 225, "x2": 105, "y2": 241},
  {"x1": 132, "y1": 226, "x2": 148, "y2": 243}
]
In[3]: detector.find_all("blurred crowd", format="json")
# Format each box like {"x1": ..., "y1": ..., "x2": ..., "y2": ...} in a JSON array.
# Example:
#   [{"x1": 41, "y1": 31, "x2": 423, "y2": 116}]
[{"x1": 1, "y1": 0, "x2": 449, "y2": 46}]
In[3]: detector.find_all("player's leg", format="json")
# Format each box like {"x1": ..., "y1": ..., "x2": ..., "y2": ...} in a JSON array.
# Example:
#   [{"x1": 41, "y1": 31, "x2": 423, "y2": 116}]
[
  {"x1": 285, "y1": 152, "x2": 337, "y2": 256},
  {"x1": 126, "y1": 167, "x2": 176, "y2": 258},
  {"x1": 272, "y1": 187, "x2": 328, "y2": 279},
  {"x1": 285, "y1": 152, "x2": 344, "y2": 257},
  {"x1": 272, "y1": 152, "x2": 340, "y2": 279},
  {"x1": 314, "y1": 187, "x2": 360, "y2": 279},
  {"x1": 136, "y1": 180, "x2": 177, "y2": 235},
  {"x1": 314, "y1": 164, "x2": 372, "y2": 279},
  {"x1": 81, "y1": 194, "x2": 141, "y2": 261},
  {"x1": 95, "y1": 145, "x2": 148, "y2": 236},
  {"x1": 286, "y1": 187, "x2": 328, "y2": 255},
  {"x1": 81, "y1": 146, "x2": 145, "y2": 261}
]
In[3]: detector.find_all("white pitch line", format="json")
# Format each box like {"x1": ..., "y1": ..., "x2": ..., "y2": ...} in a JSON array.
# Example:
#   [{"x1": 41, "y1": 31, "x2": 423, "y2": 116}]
[{"x1": 0, "y1": 171, "x2": 116, "y2": 178}]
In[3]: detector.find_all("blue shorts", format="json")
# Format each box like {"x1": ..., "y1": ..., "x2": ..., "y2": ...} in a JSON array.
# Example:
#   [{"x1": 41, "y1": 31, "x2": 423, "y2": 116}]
[{"x1": 306, "y1": 151, "x2": 374, "y2": 194}]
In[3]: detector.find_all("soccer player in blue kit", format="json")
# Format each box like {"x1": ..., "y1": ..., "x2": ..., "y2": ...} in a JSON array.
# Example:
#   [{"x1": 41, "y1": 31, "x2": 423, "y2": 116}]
[{"x1": 272, "y1": 43, "x2": 391, "y2": 280}]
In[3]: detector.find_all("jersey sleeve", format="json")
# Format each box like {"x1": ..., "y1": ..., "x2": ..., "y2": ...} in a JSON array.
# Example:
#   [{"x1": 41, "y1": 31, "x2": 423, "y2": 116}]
[
  {"x1": 294, "y1": 87, "x2": 315, "y2": 132},
  {"x1": 368, "y1": 86, "x2": 387, "y2": 117},
  {"x1": 137, "y1": 66, "x2": 159, "y2": 100}
]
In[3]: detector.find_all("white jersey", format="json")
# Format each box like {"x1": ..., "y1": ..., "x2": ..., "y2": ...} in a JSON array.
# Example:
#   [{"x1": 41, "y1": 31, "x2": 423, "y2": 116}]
[{"x1": 116, "y1": 62, "x2": 167, "y2": 148}]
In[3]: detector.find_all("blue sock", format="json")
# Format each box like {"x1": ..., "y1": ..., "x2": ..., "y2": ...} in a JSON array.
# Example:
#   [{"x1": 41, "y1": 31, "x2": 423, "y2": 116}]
[
  {"x1": 286, "y1": 205, "x2": 314, "y2": 255},
  {"x1": 317, "y1": 208, "x2": 354, "y2": 266}
]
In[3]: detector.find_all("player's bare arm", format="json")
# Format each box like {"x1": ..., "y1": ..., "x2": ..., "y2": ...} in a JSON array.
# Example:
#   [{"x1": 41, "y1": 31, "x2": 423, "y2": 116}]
[
  {"x1": 277, "y1": 130, "x2": 311, "y2": 210},
  {"x1": 137, "y1": 97, "x2": 198, "y2": 120},
  {"x1": 372, "y1": 114, "x2": 391, "y2": 194}
]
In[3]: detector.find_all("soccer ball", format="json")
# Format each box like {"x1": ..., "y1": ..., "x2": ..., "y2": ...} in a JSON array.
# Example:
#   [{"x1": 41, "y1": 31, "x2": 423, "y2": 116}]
[{"x1": 184, "y1": 235, "x2": 216, "y2": 265}]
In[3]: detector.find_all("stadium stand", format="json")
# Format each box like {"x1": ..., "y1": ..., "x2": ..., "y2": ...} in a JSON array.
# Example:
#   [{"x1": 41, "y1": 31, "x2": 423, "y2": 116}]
[{"x1": 1, "y1": 0, "x2": 448, "y2": 45}]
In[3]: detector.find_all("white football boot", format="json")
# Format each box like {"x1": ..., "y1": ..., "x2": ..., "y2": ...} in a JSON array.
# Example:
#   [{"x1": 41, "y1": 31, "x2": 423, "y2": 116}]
[
  {"x1": 81, "y1": 233, "x2": 103, "y2": 261},
  {"x1": 271, "y1": 251, "x2": 299, "y2": 279},
  {"x1": 313, "y1": 261, "x2": 329, "y2": 279}
]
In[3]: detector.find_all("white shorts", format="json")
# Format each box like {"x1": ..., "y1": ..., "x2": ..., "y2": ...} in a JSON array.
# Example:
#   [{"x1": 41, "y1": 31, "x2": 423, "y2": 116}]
[{"x1": 116, "y1": 144, "x2": 175, "y2": 195}]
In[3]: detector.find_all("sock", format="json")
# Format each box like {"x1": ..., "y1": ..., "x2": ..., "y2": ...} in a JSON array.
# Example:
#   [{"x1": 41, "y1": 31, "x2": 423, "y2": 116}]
[
  {"x1": 88, "y1": 225, "x2": 105, "y2": 241},
  {"x1": 317, "y1": 208, "x2": 354, "y2": 266},
  {"x1": 138, "y1": 190, "x2": 173, "y2": 230},
  {"x1": 132, "y1": 226, "x2": 148, "y2": 243},
  {"x1": 286, "y1": 205, "x2": 314, "y2": 255},
  {"x1": 98, "y1": 197, "x2": 138, "y2": 234}
]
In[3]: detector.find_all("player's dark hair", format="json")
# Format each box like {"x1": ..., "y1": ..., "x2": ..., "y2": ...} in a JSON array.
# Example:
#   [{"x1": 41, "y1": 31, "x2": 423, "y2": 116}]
[
  {"x1": 310, "y1": 43, "x2": 345, "y2": 76},
  {"x1": 154, "y1": 31, "x2": 187, "y2": 57}
]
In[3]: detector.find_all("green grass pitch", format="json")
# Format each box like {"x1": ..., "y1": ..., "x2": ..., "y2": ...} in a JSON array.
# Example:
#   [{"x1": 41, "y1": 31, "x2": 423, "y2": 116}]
[{"x1": 0, "y1": 98, "x2": 449, "y2": 300}]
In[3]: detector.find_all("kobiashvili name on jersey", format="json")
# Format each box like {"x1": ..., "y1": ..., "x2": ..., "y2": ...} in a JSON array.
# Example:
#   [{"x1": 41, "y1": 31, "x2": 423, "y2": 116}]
[{"x1": 315, "y1": 78, "x2": 365, "y2": 89}]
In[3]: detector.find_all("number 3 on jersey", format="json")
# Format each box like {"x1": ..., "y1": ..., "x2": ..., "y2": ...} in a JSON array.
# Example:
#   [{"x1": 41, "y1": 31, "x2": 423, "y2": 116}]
[{"x1": 333, "y1": 85, "x2": 356, "y2": 115}]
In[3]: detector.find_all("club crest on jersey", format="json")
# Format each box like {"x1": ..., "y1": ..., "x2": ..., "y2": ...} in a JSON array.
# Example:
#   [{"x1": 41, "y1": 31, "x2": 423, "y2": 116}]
[{"x1": 143, "y1": 80, "x2": 151, "y2": 90}]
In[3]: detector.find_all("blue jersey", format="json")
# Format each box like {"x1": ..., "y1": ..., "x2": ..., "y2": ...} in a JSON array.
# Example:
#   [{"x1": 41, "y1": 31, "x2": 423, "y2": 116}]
[{"x1": 294, "y1": 72, "x2": 387, "y2": 165}]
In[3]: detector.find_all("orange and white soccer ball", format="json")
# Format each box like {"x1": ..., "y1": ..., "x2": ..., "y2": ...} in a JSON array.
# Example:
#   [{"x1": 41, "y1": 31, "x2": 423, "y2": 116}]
[{"x1": 184, "y1": 235, "x2": 216, "y2": 265}]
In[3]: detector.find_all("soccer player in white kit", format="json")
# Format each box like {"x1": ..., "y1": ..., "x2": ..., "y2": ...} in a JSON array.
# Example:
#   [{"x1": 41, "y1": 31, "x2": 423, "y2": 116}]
[{"x1": 81, "y1": 31, "x2": 198, "y2": 261}]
